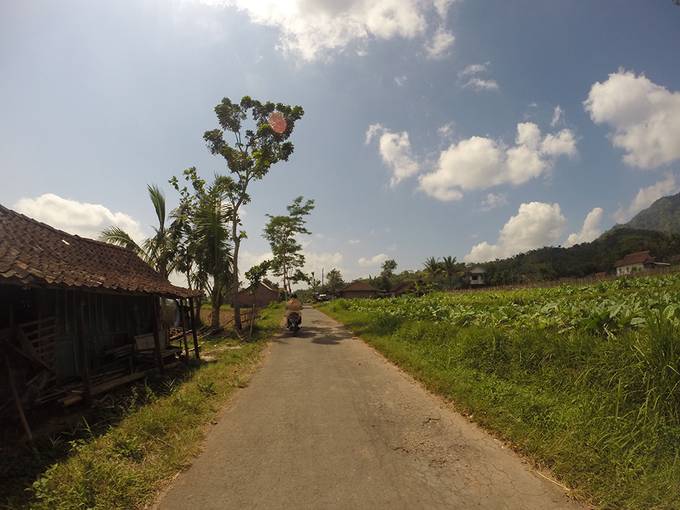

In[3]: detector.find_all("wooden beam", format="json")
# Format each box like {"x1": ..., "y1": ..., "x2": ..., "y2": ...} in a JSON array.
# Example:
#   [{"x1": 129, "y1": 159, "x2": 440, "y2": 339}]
[
  {"x1": 188, "y1": 297, "x2": 200, "y2": 360},
  {"x1": 177, "y1": 299, "x2": 189, "y2": 361},
  {"x1": 76, "y1": 291, "x2": 92, "y2": 404},
  {"x1": 151, "y1": 296, "x2": 165, "y2": 374}
]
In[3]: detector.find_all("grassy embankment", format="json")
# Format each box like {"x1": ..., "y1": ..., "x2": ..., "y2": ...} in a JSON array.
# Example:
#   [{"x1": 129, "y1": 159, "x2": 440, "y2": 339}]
[
  {"x1": 8, "y1": 303, "x2": 283, "y2": 510},
  {"x1": 320, "y1": 280, "x2": 680, "y2": 510}
]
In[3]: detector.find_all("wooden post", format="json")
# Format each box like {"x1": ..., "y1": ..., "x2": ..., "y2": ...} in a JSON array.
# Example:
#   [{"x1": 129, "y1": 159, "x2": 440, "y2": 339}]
[
  {"x1": 177, "y1": 299, "x2": 189, "y2": 361},
  {"x1": 188, "y1": 296, "x2": 200, "y2": 360},
  {"x1": 4, "y1": 354, "x2": 35, "y2": 449},
  {"x1": 76, "y1": 291, "x2": 92, "y2": 404},
  {"x1": 151, "y1": 296, "x2": 164, "y2": 375}
]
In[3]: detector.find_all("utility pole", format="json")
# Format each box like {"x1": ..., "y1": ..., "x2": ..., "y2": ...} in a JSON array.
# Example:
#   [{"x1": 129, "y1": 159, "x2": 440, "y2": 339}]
[{"x1": 321, "y1": 267, "x2": 325, "y2": 288}]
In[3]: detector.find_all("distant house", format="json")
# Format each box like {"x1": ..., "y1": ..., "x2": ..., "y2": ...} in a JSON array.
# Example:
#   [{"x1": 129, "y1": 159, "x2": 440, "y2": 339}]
[
  {"x1": 468, "y1": 267, "x2": 487, "y2": 286},
  {"x1": 338, "y1": 281, "x2": 380, "y2": 299},
  {"x1": 614, "y1": 251, "x2": 668, "y2": 276},
  {"x1": 236, "y1": 282, "x2": 280, "y2": 308}
]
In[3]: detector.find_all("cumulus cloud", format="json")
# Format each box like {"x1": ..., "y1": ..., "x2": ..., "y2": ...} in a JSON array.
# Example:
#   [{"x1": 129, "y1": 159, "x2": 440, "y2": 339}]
[
  {"x1": 584, "y1": 69, "x2": 680, "y2": 169},
  {"x1": 199, "y1": 0, "x2": 455, "y2": 61},
  {"x1": 458, "y1": 61, "x2": 499, "y2": 92},
  {"x1": 394, "y1": 75, "x2": 407, "y2": 86},
  {"x1": 437, "y1": 122, "x2": 455, "y2": 139},
  {"x1": 365, "y1": 123, "x2": 420, "y2": 186},
  {"x1": 480, "y1": 192, "x2": 508, "y2": 211},
  {"x1": 14, "y1": 193, "x2": 146, "y2": 242},
  {"x1": 464, "y1": 202, "x2": 566, "y2": 262},
  {"x1": 348, "y1": 239, "x2": 361, "y2": 245},
  {"x1": 419, "y1": 122, "x2": 577, "y2": 201},
  {"x1": 565, "y1": 207, "x2": 604, "y2": 247},
  {"x1": 358, "y1": 253, "x2": 388, "y2": 267},
  {"x1": 614, "y1": 173, "x2": 680, "y2": 223}
]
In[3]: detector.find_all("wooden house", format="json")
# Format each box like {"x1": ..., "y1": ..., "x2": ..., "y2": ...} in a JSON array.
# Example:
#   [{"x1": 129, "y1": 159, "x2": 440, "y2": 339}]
[
  {"x1": 338, "y1": 281, "x2": 380, "y2": 299},
  {"x1": 235, "y1": 282, "x2": 280, "y2": 308},
  {"x1": 0, "y1": 204, "x2": 200, "y2": 436}
]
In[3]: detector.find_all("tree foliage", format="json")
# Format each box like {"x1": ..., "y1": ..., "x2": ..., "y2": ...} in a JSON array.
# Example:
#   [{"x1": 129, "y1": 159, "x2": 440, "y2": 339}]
[
  {"x1": 263, "y1": 196, "x2": 315, "y2": 295},
  {"x1": 203, "y1": 96, "x2": 304, "y2": 329}
]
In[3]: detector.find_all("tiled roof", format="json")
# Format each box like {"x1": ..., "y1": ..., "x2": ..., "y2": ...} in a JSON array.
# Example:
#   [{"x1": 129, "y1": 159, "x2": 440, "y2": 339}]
[
  {"x1": 614, "y1": 250, "x2": 655, "y2": 268},
  {"x1": 342, "y1": 281, "x2": 379, "y2": 292},
  {"x1": 0, "y1": 204, "x2": 199, "y2": 298}
]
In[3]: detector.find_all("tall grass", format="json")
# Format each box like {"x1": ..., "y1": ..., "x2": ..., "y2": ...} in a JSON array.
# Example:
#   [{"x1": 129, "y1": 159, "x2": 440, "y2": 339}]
[{"x1": 322, "y1": 303, "x2": 680, "y2": 509}]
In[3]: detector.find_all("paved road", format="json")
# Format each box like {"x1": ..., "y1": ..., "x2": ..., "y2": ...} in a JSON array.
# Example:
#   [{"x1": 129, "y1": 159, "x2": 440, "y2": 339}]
[{"x1": 156, "y1": 308, "x2": 581, "y2": 510}]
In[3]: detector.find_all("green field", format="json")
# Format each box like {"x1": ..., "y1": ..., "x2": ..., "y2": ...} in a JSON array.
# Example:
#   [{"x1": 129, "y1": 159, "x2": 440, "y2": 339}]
[{"x1": 321, "y1": 275, "x2": 680, "y2": 509}]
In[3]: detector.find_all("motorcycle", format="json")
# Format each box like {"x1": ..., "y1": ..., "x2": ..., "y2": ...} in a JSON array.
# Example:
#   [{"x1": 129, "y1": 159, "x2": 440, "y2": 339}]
[{"x1": 286, "y1": 312, "x2": 302, "y2": 334}]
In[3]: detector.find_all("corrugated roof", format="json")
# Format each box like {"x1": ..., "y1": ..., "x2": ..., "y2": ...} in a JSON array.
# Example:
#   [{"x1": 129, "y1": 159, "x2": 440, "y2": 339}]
[
  {"x1": 614, "y1": 250, "x2": 655, "y2": 268},
  {"x1": 0, "y1": 204, "x2": 199, "y2": 298}
]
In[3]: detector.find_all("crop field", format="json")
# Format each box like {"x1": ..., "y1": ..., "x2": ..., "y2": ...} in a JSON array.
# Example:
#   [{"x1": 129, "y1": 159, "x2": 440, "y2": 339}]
[{"x1": 321, "y1": 274, "x2": 680, "y2": 509}]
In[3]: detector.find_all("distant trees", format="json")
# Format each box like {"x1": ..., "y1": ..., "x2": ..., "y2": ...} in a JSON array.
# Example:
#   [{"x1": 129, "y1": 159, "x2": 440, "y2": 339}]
[
  {"x1": 378, "y1": 259, "x2": 397, "y2": 291},
  {"x1": 263, "y1": 196, "x2": 315, "y2": 296},
  {"x1": 324, "y1": 269, "x2": 345, "y2": 294},
  {"x1": 203, "y1": 96, "x2": 304, "y2": 329}
]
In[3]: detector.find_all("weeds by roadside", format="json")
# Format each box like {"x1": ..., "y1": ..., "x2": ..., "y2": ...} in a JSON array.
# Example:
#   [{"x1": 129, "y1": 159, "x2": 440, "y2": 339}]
[
  {"x1": 320, "y1": 296, "x2": 680, "y2": 510},
  {"x1": 2, "y1": 304, "x2": 283, "y2": 510}
]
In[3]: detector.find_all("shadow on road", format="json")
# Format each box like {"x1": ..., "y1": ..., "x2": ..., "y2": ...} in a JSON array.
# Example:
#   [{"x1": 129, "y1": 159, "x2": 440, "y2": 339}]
[{"x1": 273, "y1": 325, "x2": 348, "y2": 346}]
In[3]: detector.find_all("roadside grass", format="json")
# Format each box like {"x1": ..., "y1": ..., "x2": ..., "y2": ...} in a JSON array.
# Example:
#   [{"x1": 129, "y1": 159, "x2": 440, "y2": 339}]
[
  {"x1": 320, "y1": 301, "x2": 680, "y2": 510},
  {"x1": 5, "y1": 303, "x2": 283, "y2": 510}
]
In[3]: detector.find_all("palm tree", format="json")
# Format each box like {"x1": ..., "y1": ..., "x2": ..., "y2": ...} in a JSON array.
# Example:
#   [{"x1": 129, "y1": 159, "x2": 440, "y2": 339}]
[
  {"x1": 441, "y1": 256, "x2": 460, "y2": 289},
  {"x1": 101, "y1": 184, "x2": 175, "y2": 279},
  {"x1": 423, "y1": 257, "x2": 443, "y2": 283},
  {"x1": 192, "y1": 175, "x2": 233, "y2": 329}
]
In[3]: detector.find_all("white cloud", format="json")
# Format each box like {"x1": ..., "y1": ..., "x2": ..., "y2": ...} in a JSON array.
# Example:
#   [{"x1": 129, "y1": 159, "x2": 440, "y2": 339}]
[
  {"x1": 200, "y1": 0, "x2": 454, "y2": 62},
  {"x1": 303, "y1": 250, "x2": 344, "y2": 275},
  {"x1": 358, "y1": 253, "x2": 388, "y2": 267},
  {"x1": 394, "y1": 75, "x2": 407, "y2": 86},
  {"x1": 550, "y1": 105, "x2": 563, "y2": 127},
  {"x1": 565, "y1": 207, "x2": 604, "y2": 247},
  {"x1": 419, "y1": 122, "x2": 577, "y2": 201},
  {"x1": 481, "y1": 192, "x2": 507, "y2": 211},
  {"x1": 614, "y1": 173, "x2": 680, "y2": 223},
  {"x1": 348, "y1": 239, "x2": 361, "y2": 245},
  {"x1": 464, "y1": 202, "x2": 566, "y2": 262},
  {"x1": 584, "y1": 69, "x2": 680, "y2": 169},
  {"x1": 462, "y1": 78, "x2": 499, "y2": 91},
  {"x1": 365, "y1": 123, "x2": 420, "y2": 186},
  {"x1": 14, "y1": 193, "x2": 146, "y2": 242},
  {"x1": 458, "y1": 61, "x2": 499, "y2": 92},
  {"x1": 459, "y1": 62, "x2": 488, "y2": 77},
  {"x1": 437, "y1": 122, "x2": 455, "y2": 139},
  {"x1": 425, "y1": 27, "x2": 455, "y2": 59}
]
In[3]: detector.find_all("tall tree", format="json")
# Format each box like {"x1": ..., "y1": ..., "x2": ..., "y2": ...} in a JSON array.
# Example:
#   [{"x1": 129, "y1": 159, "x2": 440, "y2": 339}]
[
  {"x1": 423, "y1": 257, "x2": 443, "y2": 283},
  {"x1": 441, "y1": 256, "x2": 462, "y2": 288},
  {"x1": 263, "y1": 196, "x2": 315, "y2": 296},
  {"x1": 203, "y1": 96, "x2": 304, "y2": 330},
  {"x1": 171, "y1": 168, "x2": 234, "y2": 329},
  {"x1": 101, "y1": 184, "x2": 175, "y2": 278},
  {"x1": 325, "y1": 268, "x2": 345, "y2": 294},
  {"x1": 379, "y1": 259, "x2": 398, "y2": 291}
]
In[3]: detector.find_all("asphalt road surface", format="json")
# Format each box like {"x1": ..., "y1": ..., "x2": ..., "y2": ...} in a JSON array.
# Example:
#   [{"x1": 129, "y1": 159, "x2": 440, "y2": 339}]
[{"x1": 155, "y1": 307, "x2": 581, "y2": 510}]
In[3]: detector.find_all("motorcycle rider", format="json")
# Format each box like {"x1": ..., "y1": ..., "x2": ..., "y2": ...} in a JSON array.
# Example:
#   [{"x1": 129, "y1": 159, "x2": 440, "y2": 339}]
[{"x1": 286, "y1": 292, "x2": 303, "y2": 327}]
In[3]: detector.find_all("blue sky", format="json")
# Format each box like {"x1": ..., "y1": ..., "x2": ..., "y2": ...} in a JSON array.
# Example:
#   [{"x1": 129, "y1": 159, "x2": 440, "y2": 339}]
[{"x1": 2, "y1": 0, "x2": 680, "y2": 282}]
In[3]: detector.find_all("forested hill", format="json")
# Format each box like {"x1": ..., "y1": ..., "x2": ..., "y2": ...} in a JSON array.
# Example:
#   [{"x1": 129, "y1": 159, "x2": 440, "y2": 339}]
[
  {"x1": 480, "y1": 228, "x2": 680, "y2": 286},
  {"x1": 616, "y1": 191, "x2": 680, "y2": 235}
]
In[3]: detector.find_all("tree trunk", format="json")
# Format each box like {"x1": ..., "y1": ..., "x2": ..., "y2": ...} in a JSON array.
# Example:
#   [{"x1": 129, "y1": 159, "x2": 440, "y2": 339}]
[
  {"x1": 211, "y1": 275, "x2": 221, "y2": 329},
  {"x1": 232, "y1": 235, "x2": 242, "y2": 330}
]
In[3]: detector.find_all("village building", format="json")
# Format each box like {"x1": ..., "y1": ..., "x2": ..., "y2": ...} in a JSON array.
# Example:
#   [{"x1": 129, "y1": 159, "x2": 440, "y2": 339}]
[
  {"x1": 235, "y1": 281, "x2": 281, "y2": 308},
  {"x1": 468, "y1": 267, "x2": 487, "y2": 286},
  {"x1": 614, "y1": 250, "x2": 669, "y2": 276},
  {"x1": 338, "y1": 281, "x2": 380, "y2": 299},
  {"x1": 0, "y1": 205, "x2": 200, "y2": 438}
]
